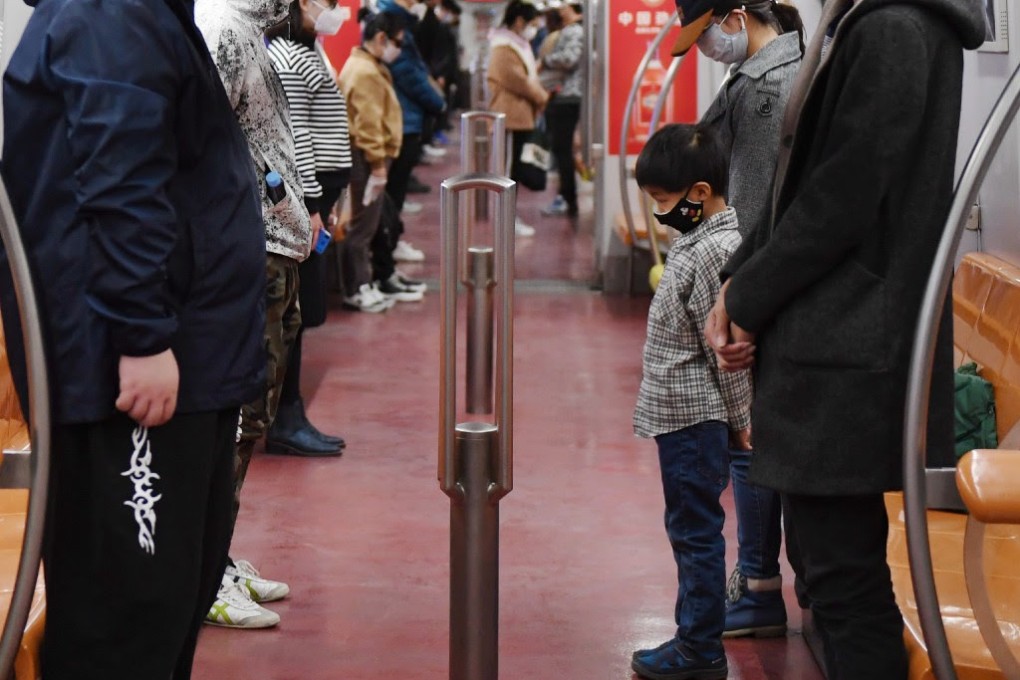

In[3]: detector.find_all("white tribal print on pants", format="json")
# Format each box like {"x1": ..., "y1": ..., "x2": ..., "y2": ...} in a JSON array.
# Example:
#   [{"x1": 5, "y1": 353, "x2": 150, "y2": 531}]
[{"x1": 122, "y1": 425, "x2": 162, "y2": 555}]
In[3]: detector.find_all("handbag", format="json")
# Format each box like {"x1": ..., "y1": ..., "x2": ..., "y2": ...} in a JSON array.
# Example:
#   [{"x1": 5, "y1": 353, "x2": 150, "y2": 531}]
[{"x1": 512, "y1": 129, "x2": 551, "y2": 192}]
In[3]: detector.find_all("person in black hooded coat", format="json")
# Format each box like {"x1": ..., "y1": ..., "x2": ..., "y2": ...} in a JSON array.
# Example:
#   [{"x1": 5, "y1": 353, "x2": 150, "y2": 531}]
[{"x1": 705, "y1": 0, "x2": 987, "y2": 677}]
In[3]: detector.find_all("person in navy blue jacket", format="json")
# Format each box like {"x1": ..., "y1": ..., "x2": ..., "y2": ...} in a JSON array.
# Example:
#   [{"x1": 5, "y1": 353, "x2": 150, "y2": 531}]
[
  {"x1": 0, "y1": 0, "x2": 266, "y2": 676},
  {"x1": 378, "y1": 0, "x2": 446, "y2": 221}
]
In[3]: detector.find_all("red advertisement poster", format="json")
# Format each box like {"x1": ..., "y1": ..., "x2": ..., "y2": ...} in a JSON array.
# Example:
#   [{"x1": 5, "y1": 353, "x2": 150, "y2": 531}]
[
  {"x1": 320, "y1": 1, "x2": 363, "y2": 74},
  {"x1": 608, "y1": 0, "x2": 698, "y2": 156}
]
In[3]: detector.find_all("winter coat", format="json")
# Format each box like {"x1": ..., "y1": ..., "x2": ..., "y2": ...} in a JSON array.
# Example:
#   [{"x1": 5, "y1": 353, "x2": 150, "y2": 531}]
[
  {"x1": 337, "y1": 48, "x2": 403, "y2": 170},
  {"x1": 0, "y1": 0, "x2": 266, "y2": 424},
  {"x1": 540, "y1": 20, "x2": 583, "y2": 100},
  {"x1": 487, "y1": 29, "x2": 549, "y2": 131},
  {"x1": 196, "y1": 0, "x2": 312, "y2": 262},
  {"x1": 377, "y1": 0, "x2": 446, "y2": 135},
  {"x1": 722, "y1": 0, "x2": 987, "y2": 495},
  {"x1": 700, "y1": 31, "x2": 801, "y2": 239}
]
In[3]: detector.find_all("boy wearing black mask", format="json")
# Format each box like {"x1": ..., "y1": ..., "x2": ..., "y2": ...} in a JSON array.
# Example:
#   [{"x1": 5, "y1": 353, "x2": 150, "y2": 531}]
[{"x1": 631, "y1": 123, "x2": 751, "y2": 680}]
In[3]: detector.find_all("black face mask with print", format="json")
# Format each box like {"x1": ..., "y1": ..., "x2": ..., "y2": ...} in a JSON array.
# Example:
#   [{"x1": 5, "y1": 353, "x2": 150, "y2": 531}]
[{"x1": 652, "y1": 190, "x2": 704, "y2": 234}]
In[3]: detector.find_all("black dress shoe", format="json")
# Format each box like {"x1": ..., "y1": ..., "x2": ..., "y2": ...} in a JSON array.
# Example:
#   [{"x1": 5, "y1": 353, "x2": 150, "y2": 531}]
[
  {"x1": 306, "y1": 423, "x2": 346, "y2": 449},
  {"x1": 406, "y1": 175, "x2": 431, "y2": 194},
  {"x1": 266, "y1": 425, "x2": 343, "y2": 457}
]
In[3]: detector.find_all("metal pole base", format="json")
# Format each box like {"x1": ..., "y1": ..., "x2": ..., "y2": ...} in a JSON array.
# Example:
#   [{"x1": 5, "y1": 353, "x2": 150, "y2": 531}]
[{"x1": 449, "y1": 422, "x2": 499, "y2": 680}]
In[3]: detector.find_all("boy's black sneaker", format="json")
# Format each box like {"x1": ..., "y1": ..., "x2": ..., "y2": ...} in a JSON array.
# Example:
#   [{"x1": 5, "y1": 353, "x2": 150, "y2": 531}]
[
  {"x1": 631, "y1": 638, "x2": 727, "y2": 680},
  {"x1": 407, "y1": 174, "x2": 430, "y2": 194}
]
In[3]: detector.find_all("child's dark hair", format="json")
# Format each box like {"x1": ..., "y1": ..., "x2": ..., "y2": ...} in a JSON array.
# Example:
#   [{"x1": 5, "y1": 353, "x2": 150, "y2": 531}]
[
  {"x1": 635, "y1": 124, "x2": 729, "y2": 197},
  {"x1": 360, "y1": 9, "x2": 405, "y2": 43},
  {"x1": 502, "y1": 0, "x2": 539, "y2": 27},
  {"x1": 714, "y1": 0, "x2": 805, "y2": 54}
]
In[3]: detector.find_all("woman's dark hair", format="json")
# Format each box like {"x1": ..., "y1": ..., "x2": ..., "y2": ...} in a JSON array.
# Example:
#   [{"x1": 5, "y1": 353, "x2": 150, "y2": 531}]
[
  {"x1": 714, "y1": 0, "x2": 805, "y2": 55},
  {"x1": 635, "y1": 124, "x2": 729, "y2": 197},
  {"x1": 265, "y1": 1, "x2": 306, "y2": 44},
  {"x1": 501, "y1": 0, "x2": 539, "y2": 28},
  {"x1": 361, "y1": 9, "x2": 405, "y2": 43}
]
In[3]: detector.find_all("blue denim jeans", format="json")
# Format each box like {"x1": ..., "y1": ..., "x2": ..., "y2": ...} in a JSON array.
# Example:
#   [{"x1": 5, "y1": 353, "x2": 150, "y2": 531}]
[
  {"x1": 729, "y1": 449, "x2": 783, "y2": 580},
  {"x1": 654, "y1": 421, "x2": 729, "y2": 657}
]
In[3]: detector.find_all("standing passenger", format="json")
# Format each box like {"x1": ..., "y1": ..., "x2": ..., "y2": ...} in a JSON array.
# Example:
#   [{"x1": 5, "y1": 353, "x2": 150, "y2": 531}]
[
  {"x1": 631, "y1": 124, "x2": 751, "y2": 680},
  {"x1": 197, "y1": 0, "x2": 313, "y2": 628},
  {"x1": 705, "y1": 0, "x2": 987, "y2": 678},
  {"x1": 671, "y1": 0, "x2": 804, "y2": 639},
  {"x1": 538, "y1": 1, "x2": 583, "y2": 219},
  {"x1": 266, "y1": 0, "x2": 353, "y2": 456},
  {"x1": 1, "y1": 0, "x2": 266, "y2": 675},
  {"x1": 487, "y1": 0, "x2": 550, "y2": 236},
  {"x1": 337, "y1": 11, "x2": 407, "y2": 311}
]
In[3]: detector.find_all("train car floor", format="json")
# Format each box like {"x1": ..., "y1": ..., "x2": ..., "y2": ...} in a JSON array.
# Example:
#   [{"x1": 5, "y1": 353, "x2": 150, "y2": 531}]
[{"x1": 192, "y1": 138, "x2": 824, "y2": 680}]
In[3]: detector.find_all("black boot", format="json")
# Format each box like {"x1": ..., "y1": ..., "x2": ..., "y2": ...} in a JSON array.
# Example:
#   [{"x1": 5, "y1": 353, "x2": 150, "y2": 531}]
[
  {"x1": 266, "y1": 400, "x2": 343, "y2": 457},
  {"x1": 293, "y1": 398, "x2": 346, "y2": 449}
]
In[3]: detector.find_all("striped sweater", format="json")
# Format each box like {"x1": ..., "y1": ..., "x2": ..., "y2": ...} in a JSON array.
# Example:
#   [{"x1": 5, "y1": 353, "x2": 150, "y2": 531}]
[{"x1": 268, "y1": 37, "x2": 353, "y2": 200}]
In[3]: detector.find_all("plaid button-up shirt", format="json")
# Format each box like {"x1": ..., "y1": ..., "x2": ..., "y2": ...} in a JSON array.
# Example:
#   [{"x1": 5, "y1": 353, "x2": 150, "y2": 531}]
[{"x1": 633, "y1": 207, "x2": 753, "y2": 438}]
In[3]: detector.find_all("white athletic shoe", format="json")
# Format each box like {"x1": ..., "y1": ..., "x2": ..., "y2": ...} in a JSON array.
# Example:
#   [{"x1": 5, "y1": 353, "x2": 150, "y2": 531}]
[
  {"x1": 514, "y1": 219, "x2": 536, "y2": 237},
  {"x1": 422, "y1": 144, "x2": 447, "y2": 158},
  {"x1": 401, "y1": 201, "x2": 424, "y2": 216},
  {"x1": 343, "y1": 283, "x2": 391, "y2": 313},
  {"x1": 205, "y1": 575, "x2": 280, "y2": 629},
  {"x1": 226, "y1": 559, "x2": 290, "y2": 603},
  {"x1": 392, "y1": 239, "x2": 426, "y2": 262}
]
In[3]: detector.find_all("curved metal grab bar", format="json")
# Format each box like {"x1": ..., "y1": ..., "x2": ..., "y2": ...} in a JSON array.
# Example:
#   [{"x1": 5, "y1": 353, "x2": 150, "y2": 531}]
[
  {"x1": 439, "y1": 172, "x2": 516, "y2": 499},
  {"x1": 903, "y1": 59, "x2": 1020, "y2": 680},
  {"x1": 639, "y1": 52, "x2": 685, "y2": 264},
  {"x1": 0, "y1": 179, "x2": 50, "y2": 677},
  {"x1": 618, "y1": 21, "x2": 674, "y2": 253}
]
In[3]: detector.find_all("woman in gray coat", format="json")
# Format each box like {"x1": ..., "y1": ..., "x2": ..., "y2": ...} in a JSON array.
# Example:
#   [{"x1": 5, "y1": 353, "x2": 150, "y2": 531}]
[{"x1": 673, "y1": 0, "x2": 804, "y2": 641}]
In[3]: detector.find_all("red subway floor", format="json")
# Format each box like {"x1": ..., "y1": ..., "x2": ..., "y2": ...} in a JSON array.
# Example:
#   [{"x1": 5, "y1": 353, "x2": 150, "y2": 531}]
[{"x1": 192, "y1": 141, "x2": 825, "y2": 680}]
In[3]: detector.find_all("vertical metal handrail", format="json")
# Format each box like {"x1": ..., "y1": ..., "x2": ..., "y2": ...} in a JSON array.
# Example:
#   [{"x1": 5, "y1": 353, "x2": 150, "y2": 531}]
[
  {"x1": 580, "y1": 0, "x2": 597, "y2": 170},
  {"x1": 0, "y1": 179, "x2": 50, "y2": 677},
  {"x1": 639, "y1": 51, "x2": 685, "y2": 266},
  {"x1": 618, "y1": 22, "x2": 674, "y2": 267},
  {"x1": 439, "y1": 171, "x2": 516, "y2": 495},
  {"x1": 439, "y1": 172, "x2": 516, "y2": 680},
  {"x1": 459, "y1": 111, "x2": 507, "y2": 280},
  {"x1": 903, "y1": 60, "x2": 1020, "y2": 680}
]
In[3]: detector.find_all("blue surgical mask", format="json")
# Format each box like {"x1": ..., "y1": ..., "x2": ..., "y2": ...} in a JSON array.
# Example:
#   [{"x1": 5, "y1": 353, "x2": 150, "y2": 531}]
[{"x1": 696, "y1": 12, "x2": 748, "y2": 64}]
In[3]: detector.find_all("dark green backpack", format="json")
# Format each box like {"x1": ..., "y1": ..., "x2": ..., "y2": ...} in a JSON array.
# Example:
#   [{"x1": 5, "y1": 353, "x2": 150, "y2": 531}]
[{"x1": 954, "y1": 362, "x2": 998, "y2": 459}]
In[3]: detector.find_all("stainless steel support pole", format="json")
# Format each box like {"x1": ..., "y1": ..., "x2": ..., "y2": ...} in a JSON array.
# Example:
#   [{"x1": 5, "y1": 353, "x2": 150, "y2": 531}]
[
  {"x1": 440, "y1": 173, "x2": 516, "y2": 680},
  {"x1": 449, "y1": 423, "x2": 499, "y2": 680},
  {"x1": 458, "y1": 112, "x2": 507, "y2": 281},
  {"x1": 465, "y1": 248, "x2": 495, "y2": 414},
  {"x1": 902, "y1": 58, "x2": 1020, "y2": 680},
  {"x1": 0, "y1": 179, "x2": 51, "y2": 678}
]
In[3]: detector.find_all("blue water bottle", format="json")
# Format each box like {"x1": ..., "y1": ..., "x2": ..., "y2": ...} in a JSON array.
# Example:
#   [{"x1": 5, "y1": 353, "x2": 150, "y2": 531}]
[{"x1": 266, "y1": 171, "x2": 286, "y2": 205}]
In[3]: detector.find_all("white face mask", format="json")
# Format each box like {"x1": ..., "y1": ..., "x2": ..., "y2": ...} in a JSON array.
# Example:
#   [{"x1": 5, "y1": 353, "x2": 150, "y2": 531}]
[
  {"x1": 696, "y1": 12, "x2": 749, "y2": 64},
  {"x1": 312, "y1": 0, "x2": 346, "y2": 35},
  {"x1": 382, "y1": 41, "x2": 402, "y2": 63},
  {"x1": 410, "y1": 3, "x2": 428, "y2": 20},
  {"x1": 522, "y1": 24, "x2": 539, "y2": 41}
]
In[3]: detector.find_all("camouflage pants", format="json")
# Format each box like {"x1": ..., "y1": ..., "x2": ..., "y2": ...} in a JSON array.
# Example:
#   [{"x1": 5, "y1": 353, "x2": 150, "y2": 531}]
[{"x1": 233, "y1": 254, "x2": 301, "y2": 526}]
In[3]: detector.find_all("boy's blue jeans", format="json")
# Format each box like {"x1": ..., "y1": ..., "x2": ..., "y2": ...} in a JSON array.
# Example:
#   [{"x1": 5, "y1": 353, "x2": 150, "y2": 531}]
[
  {"x1": 729, "y1": 449, "x2": 783, "y2": 580},
  {"x1": 654, "y1": 421, "x2": 729, "y2": 658}
]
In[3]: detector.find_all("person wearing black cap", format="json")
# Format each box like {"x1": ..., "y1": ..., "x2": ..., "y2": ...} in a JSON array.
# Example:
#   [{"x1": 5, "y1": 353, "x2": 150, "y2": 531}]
[
  {"x1": 663, "y1": 0, "x2": 806, "y2": 645},
  {"x1": 704, "y1": 0, "x2": 987, "y2": 678}
]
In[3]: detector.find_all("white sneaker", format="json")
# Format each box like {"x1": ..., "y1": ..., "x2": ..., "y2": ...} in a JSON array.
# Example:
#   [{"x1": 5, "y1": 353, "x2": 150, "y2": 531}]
[
  {"x1": 369, "y1": 281, "x2": 397, "y2": 309},
  {"x1": 395, "y1": 270, "x2": 427, "y2": 293},
  {"x1": 226, "y1": 559, "x2": 290, "y2": 603},
  {"x1": 422, "y1": 144, "x2": 447, "y2": 158},
  {"x1": 379, "y1": 274, "x2": 425, "y2": 302},
  {"x1": 343, "y1": 283, "x2": 391, "y2": 313},
  {"x1": 401, "y1": 201, "x2": 424, "y2": 216},
  {"x1": 392, "y1": 240, "x2": 426, "y2": 262},
  {"x1": 206, "y1": 575, "x2": 280, "y2": 628},
  {"x1": 515, "y1": 219, "x2": 536, "y2": 237}
]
